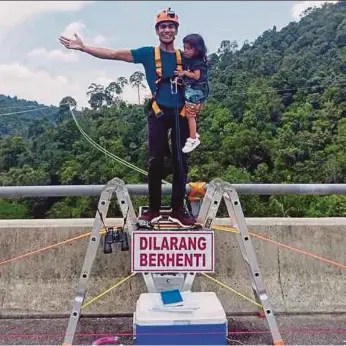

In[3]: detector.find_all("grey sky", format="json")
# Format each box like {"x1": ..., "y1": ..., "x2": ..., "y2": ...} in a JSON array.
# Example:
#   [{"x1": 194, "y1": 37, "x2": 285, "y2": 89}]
[{"x1": 0, "y1": 1, "x2": 330, "y2": 108}]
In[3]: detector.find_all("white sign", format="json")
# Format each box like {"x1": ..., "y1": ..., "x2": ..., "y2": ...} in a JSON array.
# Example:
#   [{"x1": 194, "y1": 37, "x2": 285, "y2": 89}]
[{"x1": 131, "y1": 231, "x2": 214, "y2": 273}]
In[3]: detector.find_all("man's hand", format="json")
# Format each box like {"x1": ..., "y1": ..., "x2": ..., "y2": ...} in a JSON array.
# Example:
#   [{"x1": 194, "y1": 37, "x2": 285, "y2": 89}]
[
  {"x1": 185, "y1": 103, "x2": 202, "y2": 117},
  {"x1": 59, "y1": 33, "x2": 84, "y2": 51}
]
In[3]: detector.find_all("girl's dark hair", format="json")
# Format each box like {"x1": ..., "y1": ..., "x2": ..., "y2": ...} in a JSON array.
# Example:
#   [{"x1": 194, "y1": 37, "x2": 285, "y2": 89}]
[{"x1": 183, "y1": 33, "x2": 207, "y2": 60}]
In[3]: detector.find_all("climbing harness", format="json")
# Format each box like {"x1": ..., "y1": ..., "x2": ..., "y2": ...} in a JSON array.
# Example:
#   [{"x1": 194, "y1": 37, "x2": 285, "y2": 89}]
[{"x1": 151, "y1": 46, "x2": 186, "y2": 117}]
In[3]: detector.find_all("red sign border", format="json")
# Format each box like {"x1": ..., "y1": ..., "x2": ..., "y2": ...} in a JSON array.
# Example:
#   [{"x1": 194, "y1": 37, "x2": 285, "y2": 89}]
[{"x1": 131, "y1": 231, "x2": 215, "y2": 273}]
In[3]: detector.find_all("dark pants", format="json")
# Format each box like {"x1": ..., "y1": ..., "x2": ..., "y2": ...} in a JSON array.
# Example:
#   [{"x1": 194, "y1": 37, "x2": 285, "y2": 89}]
[{"x1": 147, "y1": 104, "x2": 189, "y2": 212}]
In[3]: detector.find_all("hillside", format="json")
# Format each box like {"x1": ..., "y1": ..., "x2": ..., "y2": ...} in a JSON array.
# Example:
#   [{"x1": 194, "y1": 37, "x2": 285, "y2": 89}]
[
  {"x1": 0, "y1": 94, "x2": 59, "y2": 137},
  {"x1": 2, "y1": 1, "x2": 346, "y2": 219}
]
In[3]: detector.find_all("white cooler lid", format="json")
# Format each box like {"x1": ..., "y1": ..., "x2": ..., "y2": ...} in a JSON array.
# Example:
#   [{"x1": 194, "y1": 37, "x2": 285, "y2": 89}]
[{"x1": 135, "y1": 291, "x2": 227, "y2": 326}]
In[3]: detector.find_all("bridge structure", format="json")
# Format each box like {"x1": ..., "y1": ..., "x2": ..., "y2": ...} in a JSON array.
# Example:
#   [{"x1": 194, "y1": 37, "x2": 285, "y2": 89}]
[{"x1": 0, "y1": 181, "x2": 345, "y2": 345}]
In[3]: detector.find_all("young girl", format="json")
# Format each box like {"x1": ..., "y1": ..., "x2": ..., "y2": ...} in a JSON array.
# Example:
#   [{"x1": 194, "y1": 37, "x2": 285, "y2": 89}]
[{"x1": 175, "y1": 33, "x2": 209, "y2": 153}]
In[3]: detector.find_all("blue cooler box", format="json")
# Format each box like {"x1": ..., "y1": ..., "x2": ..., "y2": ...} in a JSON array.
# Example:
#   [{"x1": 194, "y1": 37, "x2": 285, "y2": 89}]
[{"x1": 134, "y1": 291, "x2": 228, "y2": 345}]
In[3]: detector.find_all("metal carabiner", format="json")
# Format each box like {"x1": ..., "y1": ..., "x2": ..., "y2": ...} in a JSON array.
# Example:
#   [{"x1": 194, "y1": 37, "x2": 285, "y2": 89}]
[{"x1": 170, "y1": 78, "x2": 178, "y2": 94}]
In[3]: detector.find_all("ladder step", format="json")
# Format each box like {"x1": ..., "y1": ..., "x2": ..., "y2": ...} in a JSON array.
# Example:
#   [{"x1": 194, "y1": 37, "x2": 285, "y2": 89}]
[{"x1": 137, "y1": 217, "x2": 203, "y2": 231}]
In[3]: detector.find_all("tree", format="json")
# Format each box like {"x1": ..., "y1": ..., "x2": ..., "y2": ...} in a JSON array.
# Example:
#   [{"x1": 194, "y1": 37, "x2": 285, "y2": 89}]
[
  {"x1": 57, "y1": 96, "x2": 77, "y2": 123},
  {"x1": 129, "y1": 71, "x2": 146, "y2": 104},
  {"x1": 60, "y1": 96, "x2": 77, "y2": 110},
  {"x1": 105, "y1": 82, "x2": 122, "y2": 106},
  {"x1": 218, "y1": 40, "x2": 231, "y2": 55},
  {"x1": 86, "y1": 83, "x2": 106, "y2": 110},
  {"x1": 117, "y1": 76, "x2": 129, "y2": 100},
  {"x1": 0, "y1": 136, "x2": 32, "y2": 172},
  {"x1": 0, "y1": 199, "x2": 29, "y2": 219},
  {"x1": 117, "y1": 76, "x2": 128, "y2": 88}
]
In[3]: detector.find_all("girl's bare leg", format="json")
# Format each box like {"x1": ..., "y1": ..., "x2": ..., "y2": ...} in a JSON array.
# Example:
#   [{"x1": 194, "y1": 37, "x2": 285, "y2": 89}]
[{"x1": 187, "y1": 115, "x2": 197, "y2": 139}]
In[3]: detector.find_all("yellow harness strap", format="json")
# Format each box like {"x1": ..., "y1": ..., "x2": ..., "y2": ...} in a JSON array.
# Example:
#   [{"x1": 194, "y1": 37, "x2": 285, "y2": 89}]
[
  {"x1": 154, "y1": 46, "x2": 163, "y2": 80},
  {"x1": 175, "y1": 48, "x2": 183, "y2": 73},
  {"x1": 152, "y1": 46, "x2": 186, "y2": 117}
]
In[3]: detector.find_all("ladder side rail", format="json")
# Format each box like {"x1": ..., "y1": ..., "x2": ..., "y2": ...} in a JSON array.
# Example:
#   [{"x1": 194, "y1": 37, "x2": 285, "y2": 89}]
[
  {"x1": 63, "y1": 183, "x2": 116, "y2": 345},
  {"x1": 182, "y1": 179, "x2": 224, "y2": 291},
  {"x1": 196, "y1": 179, "x2": 224, "y2": 228},
  {"x1": 222, "y1": 182, "x2": 283, "y2": 344},
  {"x1": 114, "y1": 178, "x2": 138, "y2": 235},
  {"x1": 196, "y1": 179, "x2": 220, "y2": 225},
  {"x1": 222, "y1": 189, "x2": 262, "y2": 306},
  {"x1": 64, "y1": 178, "x2": 133, "y2": 345}
]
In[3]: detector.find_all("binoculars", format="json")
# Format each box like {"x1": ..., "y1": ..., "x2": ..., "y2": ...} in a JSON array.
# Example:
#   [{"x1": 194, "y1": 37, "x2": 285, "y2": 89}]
[{"x1": 103, "y1": 227, "x2": 129, "y2": 254}]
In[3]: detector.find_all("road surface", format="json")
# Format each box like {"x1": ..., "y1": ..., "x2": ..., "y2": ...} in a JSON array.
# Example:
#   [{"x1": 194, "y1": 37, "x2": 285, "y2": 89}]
[{"x1": 0, "y1": 314, "x2": 345, "y2": 345}]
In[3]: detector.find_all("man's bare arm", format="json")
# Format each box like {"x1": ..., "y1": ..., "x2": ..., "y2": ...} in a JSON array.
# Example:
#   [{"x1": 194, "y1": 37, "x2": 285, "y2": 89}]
[
  {"x1": 80, "y1": 45, "x2": 133, "y2": 62},
  {"x1": 58, "y1": 34, "x2": 133, "y2": 62}
]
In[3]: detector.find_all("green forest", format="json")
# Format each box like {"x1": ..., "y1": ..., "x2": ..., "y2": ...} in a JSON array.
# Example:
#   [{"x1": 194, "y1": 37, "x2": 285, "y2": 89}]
[{"x1": 2, "y1": 2, "x2": 346, "y2": 219}]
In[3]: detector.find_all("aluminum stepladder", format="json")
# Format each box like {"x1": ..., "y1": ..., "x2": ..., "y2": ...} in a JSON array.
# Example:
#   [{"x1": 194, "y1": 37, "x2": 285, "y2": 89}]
[
  {"x1": 62, "y1": 177, "x2": 208, "y2": 344},
  {"x1": 63, "y1": 177, "x2": 283, "y2": 345},
  {"x1": 196, "y1": 178, "x2": 283, "y2": 346},
  {"x1": 63, "y1": 177, "x2": 138, "y2": 345}
]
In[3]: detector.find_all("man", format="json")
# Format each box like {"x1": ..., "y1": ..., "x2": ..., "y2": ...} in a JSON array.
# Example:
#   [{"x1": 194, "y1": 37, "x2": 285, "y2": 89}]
[{"x1": 59, "y1": 8, "x2": 200, "y2": 226}]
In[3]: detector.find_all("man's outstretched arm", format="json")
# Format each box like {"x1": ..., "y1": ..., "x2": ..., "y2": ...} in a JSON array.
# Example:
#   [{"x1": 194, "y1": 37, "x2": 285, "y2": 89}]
[{"x1": 58, "y1": 33, "x2": 133, "y2": 62}]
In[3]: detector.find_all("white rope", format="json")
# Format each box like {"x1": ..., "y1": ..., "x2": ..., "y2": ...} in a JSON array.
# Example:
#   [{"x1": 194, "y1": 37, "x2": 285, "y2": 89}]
[
  {"x1": 0, "y1": 105, "x2": 43, "y2": 110},
  {"x1": 0, "y1": 106, "x2": 51, "y2": 116},
  {"x1": 0, "y1": 103, "x2": 71, "y2": 116},
  {"x1": 69, "y1": 108, "x2": 171, "y2": 185}
]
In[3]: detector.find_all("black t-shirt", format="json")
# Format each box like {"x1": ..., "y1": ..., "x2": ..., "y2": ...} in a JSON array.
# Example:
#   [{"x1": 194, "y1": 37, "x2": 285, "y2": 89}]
[{"x1": 183, "y1": 57, "x2": 208, "y2": 85}]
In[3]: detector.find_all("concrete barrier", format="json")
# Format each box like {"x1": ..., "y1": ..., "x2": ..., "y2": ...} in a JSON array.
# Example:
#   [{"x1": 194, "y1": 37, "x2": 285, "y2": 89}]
[{"x1": 0, "y1": 218, "x2": 345, "y2": 317}]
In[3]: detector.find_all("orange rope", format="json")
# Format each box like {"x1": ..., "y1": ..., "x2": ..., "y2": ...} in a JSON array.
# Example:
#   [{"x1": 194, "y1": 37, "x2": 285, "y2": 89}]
[
  {"x1": 250, "y1": 231, "x2": 346, "y2": 271},
  {"x1": 1, "y1": 222, "x2": 345, "y2": 273},
  {"x1": 0, "y1": 230, "x2": 105, "y2": 266},
  {"x1": 214, "y1": 225, "x2": 346, "y2": 271}
]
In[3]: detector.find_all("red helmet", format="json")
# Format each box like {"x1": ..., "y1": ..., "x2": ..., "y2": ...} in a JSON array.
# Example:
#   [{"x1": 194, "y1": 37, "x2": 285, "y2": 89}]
[{"x1": 155, "y1": 8, "x2": 179, "y2": 28}]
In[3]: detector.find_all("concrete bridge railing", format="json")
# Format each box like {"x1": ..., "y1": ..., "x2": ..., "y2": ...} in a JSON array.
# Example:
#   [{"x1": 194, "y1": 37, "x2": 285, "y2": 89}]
[{"x1": 0, "y1": 217, "x2": 345, "y2": 317}]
